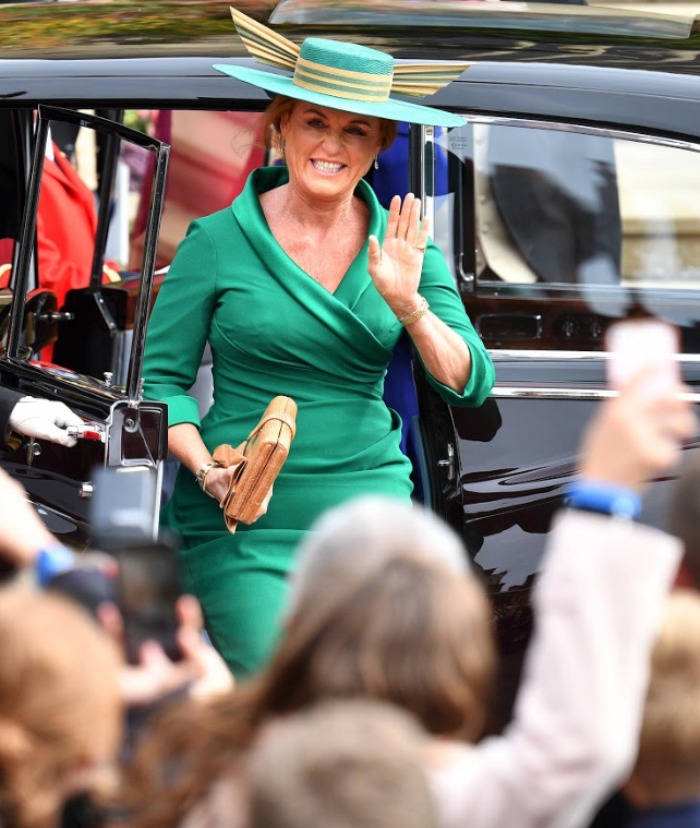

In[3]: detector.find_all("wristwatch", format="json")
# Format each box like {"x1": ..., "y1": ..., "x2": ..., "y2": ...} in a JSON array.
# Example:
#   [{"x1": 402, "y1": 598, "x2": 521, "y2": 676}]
[{"x1": 195, "y1": 460, "x2": 222, "y2": 492}]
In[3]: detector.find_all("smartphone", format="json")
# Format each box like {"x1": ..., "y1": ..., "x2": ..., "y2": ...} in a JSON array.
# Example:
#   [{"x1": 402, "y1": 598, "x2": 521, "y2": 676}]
[
  {"x1": 605, "y1": 319, "x2": 680, "y2": 393},
  {"x1": 116, "y1": 540, "x2": 182, "y2": 665}
]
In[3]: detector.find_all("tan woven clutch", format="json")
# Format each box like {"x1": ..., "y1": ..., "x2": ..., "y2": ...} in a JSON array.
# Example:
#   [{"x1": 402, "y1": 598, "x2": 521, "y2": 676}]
[{"x1": 213, "y1": 395, "x2": 297, "y2": 533}]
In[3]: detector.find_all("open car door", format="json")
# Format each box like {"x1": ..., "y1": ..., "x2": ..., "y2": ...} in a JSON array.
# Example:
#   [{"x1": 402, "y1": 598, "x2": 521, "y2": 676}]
[{"x1": 0, "y1": 105, "x2": 170, "y2": 549}]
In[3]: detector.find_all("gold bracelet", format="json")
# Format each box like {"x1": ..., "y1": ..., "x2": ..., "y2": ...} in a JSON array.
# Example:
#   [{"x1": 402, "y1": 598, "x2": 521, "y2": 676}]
[
  {"x1": 195, "y1": 460, "x2": 222, "y2": 496},
  {"x1": 397, "y1": 297, "x2": 430, "y2": 327}
]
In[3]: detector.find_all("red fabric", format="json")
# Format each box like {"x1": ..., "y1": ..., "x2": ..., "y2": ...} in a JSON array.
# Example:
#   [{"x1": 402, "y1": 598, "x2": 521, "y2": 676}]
[
  {"x1": 37, "y1": 144, "x2": 99, "y2": 308},
  {"x1": 129, "y1": 111, "x2": 265, "y2": 270},
  {"x1": 0, "y1": 239, "x2": 13, "y2": 288},
  {"x1": 673, "y1": 559, "x2": 696, "y2": 589}
]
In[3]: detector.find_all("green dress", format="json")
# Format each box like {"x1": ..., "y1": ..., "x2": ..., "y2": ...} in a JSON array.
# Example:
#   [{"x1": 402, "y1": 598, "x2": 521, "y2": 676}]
[{"x1": 142, "y1": 166, "x2": 494, "y2": 677}]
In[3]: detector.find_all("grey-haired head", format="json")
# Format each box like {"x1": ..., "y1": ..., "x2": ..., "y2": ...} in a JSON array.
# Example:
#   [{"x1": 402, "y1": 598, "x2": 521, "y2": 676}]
[{"x1": 287, "y1": 495, "x2": 470, "y2": 617}]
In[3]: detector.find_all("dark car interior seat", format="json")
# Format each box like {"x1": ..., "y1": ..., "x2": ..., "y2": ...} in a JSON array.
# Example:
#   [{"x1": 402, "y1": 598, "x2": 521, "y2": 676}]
[{"x1": 0, "y1": 110, "x2": 24, "y2": 288}]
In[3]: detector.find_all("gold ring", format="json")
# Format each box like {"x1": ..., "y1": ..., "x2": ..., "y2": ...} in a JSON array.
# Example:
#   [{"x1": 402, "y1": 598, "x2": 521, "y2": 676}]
[{"x1": 414, "y1": 243, "x2": 426, "y2": 252}]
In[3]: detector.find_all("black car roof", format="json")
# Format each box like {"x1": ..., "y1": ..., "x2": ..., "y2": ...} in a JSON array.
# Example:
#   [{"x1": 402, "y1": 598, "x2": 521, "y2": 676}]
[
  {"x1": 2, "y1": 0, "x2": 700, "y2": 142},
  {"x1": 1, "y1": 56, "x2": 699, "y2": 124}
]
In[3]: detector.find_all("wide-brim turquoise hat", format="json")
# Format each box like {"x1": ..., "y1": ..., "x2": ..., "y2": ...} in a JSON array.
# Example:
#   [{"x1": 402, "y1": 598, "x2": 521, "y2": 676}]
[{"x1": 214, "y1": 9, "x2": 470, "y2": 129}]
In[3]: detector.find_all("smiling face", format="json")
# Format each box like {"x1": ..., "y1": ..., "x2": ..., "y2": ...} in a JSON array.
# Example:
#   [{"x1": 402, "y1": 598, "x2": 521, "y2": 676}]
[{"x1": 280, "y1": 102, "x2": 383, "y2": 206}]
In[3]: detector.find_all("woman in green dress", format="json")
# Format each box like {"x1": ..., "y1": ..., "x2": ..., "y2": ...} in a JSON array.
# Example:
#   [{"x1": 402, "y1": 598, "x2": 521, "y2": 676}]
[{"x1": 142, "y1": 10, "x2": 495, "y2": 678}]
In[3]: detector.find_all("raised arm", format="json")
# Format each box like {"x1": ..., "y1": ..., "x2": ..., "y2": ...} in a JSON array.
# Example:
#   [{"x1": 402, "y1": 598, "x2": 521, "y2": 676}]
[
  {"x1": 368, "y1": 193, "x2": 493, "y2": 402},
  {"x1": 430, "y1": 368, "x2": 696, "y2": 828}
]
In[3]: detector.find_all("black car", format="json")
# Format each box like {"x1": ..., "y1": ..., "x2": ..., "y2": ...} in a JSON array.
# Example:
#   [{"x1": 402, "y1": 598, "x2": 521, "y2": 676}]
[{"x1": 3, "y1": 0, "x2": 700, "y2": 719}]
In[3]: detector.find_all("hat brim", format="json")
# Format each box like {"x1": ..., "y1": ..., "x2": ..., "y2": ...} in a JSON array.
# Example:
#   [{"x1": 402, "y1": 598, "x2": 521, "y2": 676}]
[{"x1": 213, "y1": 64, "x2": 467, "y2": 129}]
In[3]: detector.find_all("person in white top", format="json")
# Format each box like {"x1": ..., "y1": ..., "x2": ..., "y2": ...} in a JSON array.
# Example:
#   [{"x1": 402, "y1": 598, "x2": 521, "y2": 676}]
[{"x1": 425, "y1": 366, "x2": 694, "y2": 828}]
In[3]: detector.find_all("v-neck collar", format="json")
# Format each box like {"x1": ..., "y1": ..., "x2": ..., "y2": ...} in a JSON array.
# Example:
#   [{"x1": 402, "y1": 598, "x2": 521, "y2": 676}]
[{"x1": 234, "y1": 166, "x2": 384, "y2": 310}]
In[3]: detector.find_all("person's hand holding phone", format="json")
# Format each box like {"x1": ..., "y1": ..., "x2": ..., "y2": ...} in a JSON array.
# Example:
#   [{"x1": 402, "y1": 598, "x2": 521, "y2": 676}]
[
  {"x1": 173, "y1": 595, "x2": 237, "y2": 701},
  {"x1": 579, "y1": 319, "x2": 697, "y2": 491},
  {"x1": 580, "y1": 368, "x2": 696, "y2": 491},
  {"x1": 98, "y1": 595, "x2": 234, "y2": 708}
]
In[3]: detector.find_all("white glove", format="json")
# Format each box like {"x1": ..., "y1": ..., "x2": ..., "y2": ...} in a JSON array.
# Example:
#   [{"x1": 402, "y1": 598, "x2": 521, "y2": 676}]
[{"x1": 9, "y1": 397, "x2": 84, "y2": 448}]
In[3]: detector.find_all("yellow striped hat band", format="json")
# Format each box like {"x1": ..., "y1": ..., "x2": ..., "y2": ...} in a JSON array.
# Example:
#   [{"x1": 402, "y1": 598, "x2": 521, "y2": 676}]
[{"x1": 293, "y1": 54, "x2": 393, "y2": 104}]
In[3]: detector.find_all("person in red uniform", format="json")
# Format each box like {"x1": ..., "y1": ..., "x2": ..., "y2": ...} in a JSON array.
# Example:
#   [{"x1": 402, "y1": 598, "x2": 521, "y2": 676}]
[
  {"x1": 36, "y1": 140, "x2": 120, "y2": 308},
  {"x1": 0, "y1": 139, "x2": 119, "y2": 303}
]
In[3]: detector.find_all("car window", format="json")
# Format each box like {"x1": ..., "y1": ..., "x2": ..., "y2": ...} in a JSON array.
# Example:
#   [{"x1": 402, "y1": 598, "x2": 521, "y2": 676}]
[
  {"x1": 122, "y1": 109, "x2": 265, "y2": 272},
  {"x1": 4, "y1": 106, "x2": 168, "y2": 394},
  {"x1": 431, "y1": 119, "x2": 700, "y2": 353}
]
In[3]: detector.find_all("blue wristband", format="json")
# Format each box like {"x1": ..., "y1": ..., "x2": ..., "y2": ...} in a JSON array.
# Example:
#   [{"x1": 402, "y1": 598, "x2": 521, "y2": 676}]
[
  {"x1": 35, "y1": 546, "x2": 76, "y2": 587},
  {"x1": 565, "y1": 480, "x2": 641, "y2": 520}
]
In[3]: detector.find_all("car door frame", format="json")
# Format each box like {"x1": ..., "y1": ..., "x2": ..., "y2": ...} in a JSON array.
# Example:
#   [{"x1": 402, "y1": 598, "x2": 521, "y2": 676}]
[{"x1": 0, "y1": 104, "x2": 170, "y2": 547}]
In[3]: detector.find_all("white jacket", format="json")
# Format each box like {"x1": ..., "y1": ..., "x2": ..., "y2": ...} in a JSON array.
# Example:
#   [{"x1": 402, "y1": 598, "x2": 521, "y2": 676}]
[{"x1": 430, "y1": 509, "x2": 682, "y2": 828}]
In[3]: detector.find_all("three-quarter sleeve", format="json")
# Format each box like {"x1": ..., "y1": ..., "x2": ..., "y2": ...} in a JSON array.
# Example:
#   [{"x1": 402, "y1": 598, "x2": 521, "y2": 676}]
[
  {"x1": 142, "y1": 220, "x2": 218, "y2": 428},
  {"x1": 415, "y1": 242, "x2": 495, "y2": 406}
]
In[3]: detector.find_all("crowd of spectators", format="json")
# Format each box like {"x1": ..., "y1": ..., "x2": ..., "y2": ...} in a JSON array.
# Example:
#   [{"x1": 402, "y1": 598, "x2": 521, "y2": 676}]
[{"x1": 0, "y1": 360, "x2": 696, "y2": 828}]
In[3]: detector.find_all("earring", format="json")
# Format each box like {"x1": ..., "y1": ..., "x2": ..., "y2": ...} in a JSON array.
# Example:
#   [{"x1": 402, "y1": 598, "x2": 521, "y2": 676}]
[{"x1": 374, "y1": 156, "x2": 379, "y2": 171}]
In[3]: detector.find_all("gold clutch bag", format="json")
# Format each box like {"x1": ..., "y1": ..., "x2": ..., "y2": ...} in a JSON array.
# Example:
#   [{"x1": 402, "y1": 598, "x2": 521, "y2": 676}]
[{"x1": 213, "y1": 395, "x2": 297, "y2": 534}]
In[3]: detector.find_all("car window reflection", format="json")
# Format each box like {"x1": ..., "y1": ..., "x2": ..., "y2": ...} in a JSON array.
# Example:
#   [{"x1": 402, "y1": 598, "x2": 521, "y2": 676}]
[{"x1": 432, "y1": 119, "x2": 700, "y2": 352}]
